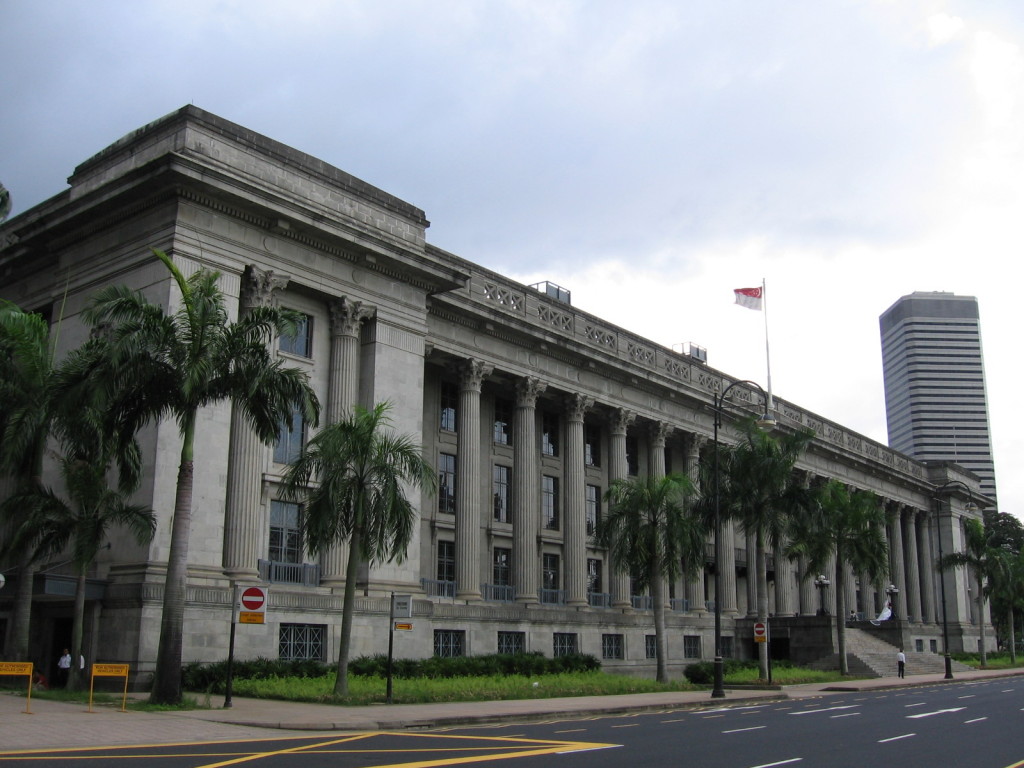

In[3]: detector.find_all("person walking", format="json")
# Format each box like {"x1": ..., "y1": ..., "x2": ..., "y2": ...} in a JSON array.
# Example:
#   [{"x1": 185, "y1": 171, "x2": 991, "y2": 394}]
[
  {"x1": 56, "y1": 648, "x2": 71, "y2": 687},
  {"x1": 896, "y1": 648, "x2": 906, "y2": 678}
]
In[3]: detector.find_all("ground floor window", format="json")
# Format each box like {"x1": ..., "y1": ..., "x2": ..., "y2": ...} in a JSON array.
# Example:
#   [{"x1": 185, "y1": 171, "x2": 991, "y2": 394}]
[
  {"x1": 683, "y1": 635, "x2": 702, "y2": 659},
  {"x1": 645, "y1": 635, "x2": 657, "y2": 659},
  {"x1": 930, "y1": 639, "x2": 938, "y2": 653},
  {"x1": 602, "y1": 634, "x2": 624, "y2": 660},
  {"x1": 434, "y1": 629, "x2": 466, "y2": 658},
  {"x1": 915, "y1": 639, "x2": 924, "y2": 652},
  {"x1": 497, "y1": 631, "x2": 525, "y2": 655},
  {"x1": 721, "y1": 636, "x2": 734, "y2": 659},
  {"x1": 279, "y1": 623, "x2": 325, "y2": 661},
  {"x1": 553, "y1": 633, "x2": 578, "y2": 657}
]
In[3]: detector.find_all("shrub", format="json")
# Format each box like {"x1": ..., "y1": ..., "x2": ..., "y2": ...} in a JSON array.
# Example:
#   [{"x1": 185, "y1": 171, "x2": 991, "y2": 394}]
[
  {"x1": 683, "y1": 658, "x2": 760, "y2": 685},
  {"x1": 181, "y1": 657, "x2": 332, "y2": 693}
]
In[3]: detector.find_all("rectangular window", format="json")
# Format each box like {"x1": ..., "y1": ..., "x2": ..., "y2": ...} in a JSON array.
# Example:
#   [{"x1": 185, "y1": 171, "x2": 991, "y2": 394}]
[
  {"x1": 542, "y1": 475, "x2": 559, "y2": 530},
  {"x1": 541, "y1": 411, "x2": 559, "y2": 457},
  {"x1": 929, "y1": 639, "x2": 938, "y2": 653},
  {"x1": 438, "y1": 453, "x2": 456, "y2": 515},
  {"x1": 584, "y1": 424, "x2": 601, "y2": 467},
  {"x1": 437, "y1": 540, "x2": 455, "y2": 583},
  {"x1": 915, "y1": 639, "x2": 924, "y2": 653},
  {"x1": 493, "y1": 399, "x2": 513, "y2": 446},
  {"x1": 440, "y1": 382, "x2": 458, "y2": 432},
  {"x1": 433, "y1": 629, "x2": 465, "y2": 658},
  {"x1": 553, "y1": 632, "x2": 578, "y2": 657},
  {"x1": 493, "y1": 465, "x2": 511, "y2": 523},
  {"x1": 684, "y1": 635, "x2": 702, "y2": 659},
  {"x1": 279, "y1": 312, "x2": 313, "y2": 357},
  {"x1": 493, "y1": 547, "x2": 511, "y2": 586},
  {"x1": 273, "y1": 406, "x2": 305, "y2": 464},
  {"x1": 542, "y1": 553, "x2": 560, "y2": 591},
  {"x1": 585, "y1": 484, "x2": 601, "y2": 536},
  {"x1": 279, "y1": 623, "x2": 325, "y2": 661},
  {"x1": 721, "y1": 636, "x2": 734, "y2": 659},
  {"x1": 497, "y1": 631, "x2": 525, "y2": 655},
  {"x1": 269, "y1": 500, "x2": 302, "y2": 564},
  {"x1": 587, "y1": 558, "x2": 602, "y2": 595},
  {"x1": 626, "y1": 436, "x2": 639, "y2": 476},
  {"x1": 602, "y1": 634, "x2": 624, "y2": 660},
  {"x1": 645, "y1": 635, "x2": 657, "y2": 659}
]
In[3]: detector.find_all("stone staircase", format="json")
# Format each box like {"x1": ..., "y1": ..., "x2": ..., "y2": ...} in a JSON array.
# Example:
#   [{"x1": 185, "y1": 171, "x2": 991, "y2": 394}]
[{"x1": 807, "y1": 627, "x2": 973, "y2": 677}]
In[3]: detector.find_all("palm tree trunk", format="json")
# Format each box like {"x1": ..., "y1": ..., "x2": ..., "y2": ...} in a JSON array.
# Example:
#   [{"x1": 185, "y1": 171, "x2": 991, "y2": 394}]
[
  {"x1": 651, "y1": 563, "x2": 668, "y2": 683},
  {"x1": 756, "y1": 531, "x2": 768, "y2": 680},
  {"x1": 1008, "y1": 607, "x2": 1016, "y2": 664},
  {"x1": 977, "y1": 580, "x2": 987, "y2": 668},
  {"x1": 8, "y1": 553, "x2": 34, "y2": 661},
  {"x1": 150, "y1": 419, "x2": 196, "y2": 705},
  {"x1": 834, "y1": 554, "x2": 848, "y2": 676},
  {"x1": 68, "y1": 567, "x2": 87, "y2": 691},
  {"x1": 334, "y1": 529, "x2": 362, "y2": 697}
]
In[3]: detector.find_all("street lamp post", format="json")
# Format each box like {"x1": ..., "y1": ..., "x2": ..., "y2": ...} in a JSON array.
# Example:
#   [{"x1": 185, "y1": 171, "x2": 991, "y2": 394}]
[
  {"x1": 933, "y1": 480, "x2": 977, "y2": 680},
  {"x1": 814, "y1": 574, "x2": 831, "y2": 616},
  {"x1": 711, "y1": 379, "x2": 774, "y2": 699}
]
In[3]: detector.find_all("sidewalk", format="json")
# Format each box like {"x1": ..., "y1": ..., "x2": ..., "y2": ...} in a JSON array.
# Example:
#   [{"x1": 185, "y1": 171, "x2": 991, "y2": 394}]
[{"x1": 3, "y1": 667, "x2": 1023, "y2": 752}]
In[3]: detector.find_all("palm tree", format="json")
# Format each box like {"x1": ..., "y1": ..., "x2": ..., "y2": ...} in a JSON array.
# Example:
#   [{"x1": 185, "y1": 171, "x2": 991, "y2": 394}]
[
  {"x1": 281, "y1": 402, "x2": 435, "y2": 697},
  {"x1": 985, "y1": 548, "x2": 1024, "y2": 664},
  {"x1": 786, "y1": 480, "x2": 889, "y2": 675},
  {"x1": 56, "y1": 249, "x2": 320, "y2": 704},
  {"x1": 717, "y1": 422, "x2": 814, "y2": 680},
  {"x1": 0, "y1": 300, "x2": 56, "y2": 662},
  {"x1": 3, "y1": 402, "x2": 155, "y2": 690},
  {"x1": 596, "y1": 473, "x2": 705, "y2": 683},
  {"x1": 937, "y1": 517, "x2": 998, "y2": 668}
]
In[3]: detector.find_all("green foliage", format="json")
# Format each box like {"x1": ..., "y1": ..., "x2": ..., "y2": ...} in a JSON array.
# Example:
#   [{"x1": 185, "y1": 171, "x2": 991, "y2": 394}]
[
  {"x1": 683, "y1": 658, "x2": 760, "y2": 685},
  {"x1": 181, "y1": 658, "x2": 332, "y2": 693}
]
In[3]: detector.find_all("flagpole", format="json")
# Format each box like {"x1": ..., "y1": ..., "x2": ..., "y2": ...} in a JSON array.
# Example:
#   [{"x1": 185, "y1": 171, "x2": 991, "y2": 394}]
[{"x1": 762, "y1": 278, "x2": 774, "y2": 413}]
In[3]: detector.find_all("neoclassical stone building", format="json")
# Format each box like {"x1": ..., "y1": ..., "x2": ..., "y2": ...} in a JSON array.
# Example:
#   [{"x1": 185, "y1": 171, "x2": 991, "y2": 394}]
[{"x1": 0, "y1": 107, "x2": 993, "y2": 681}]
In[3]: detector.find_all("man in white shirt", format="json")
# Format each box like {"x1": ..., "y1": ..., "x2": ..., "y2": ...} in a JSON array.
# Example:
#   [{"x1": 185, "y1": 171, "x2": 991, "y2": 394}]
[
  {"x1": 57, "y1": 648, "x2": 71, "y2": 687},
  {"x1": 897, "y1": 648, "x2": 906, "y2": 678}
]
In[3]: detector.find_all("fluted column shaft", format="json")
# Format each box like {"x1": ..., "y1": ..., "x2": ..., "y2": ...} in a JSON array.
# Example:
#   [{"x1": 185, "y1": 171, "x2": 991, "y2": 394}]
[
  {"x1": 649, "y1": 422, "x2": 671, "y2": 609},
  {"x1": 684, "y1": 434, "x2": 706, "y2": 613},
  {"x1": 609, "y1": 408, "x2": 635, "y2": 609},
  {"x1": 224, "y1": 265, "x2": 290, "y2": 582},
  {"x1": 775, "y1": 543, "x2": 797, "y2": 617},
  {"x1": 919, "y1": 511, "x2": 936, "y2": 623},
  {"x1": 513, "y1": 378, "x2": 545, "y2": 604},
  {"x1": 799, "y1": 557, "x2": 816, "y2": 615},
  {"x1": 745, "y1": 530, "x2": 758, "y2": 617},
  {"x1": 455, "y1": 360, "x2": 491, "y2": 601},
  {"x1": 721, "y1": 519, "x2": 738, "y2": 616},
  {"x1": 321, "y1": 297, "x2": 373, "y2": 587},
  {"x1": 903, "y1": 509, "x2": 922, "y2": 622},
  {"x1": 888, "y1": 504, "x2": 909, "y2": 619},
  {"x1": 564, "y1": 395, "x2": 593, "y2": 607}
]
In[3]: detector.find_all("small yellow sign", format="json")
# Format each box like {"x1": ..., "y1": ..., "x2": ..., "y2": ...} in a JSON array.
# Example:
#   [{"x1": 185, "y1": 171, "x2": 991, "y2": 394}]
[
  {"x1": 0, "y1": 661, "x2": 33, "y2": 675},
  {"x1": 394, "y1": 622, "x2": 413, "y2": 631},
  {"x1": 92, "y1": 664, "x2": 129, "y2": 677},
  {"x1": 754, "y1": 635, "x2": 767, "y2": 643},
  {"x1": 239, "y1": 611, "x2": 266, "y2": 624}
]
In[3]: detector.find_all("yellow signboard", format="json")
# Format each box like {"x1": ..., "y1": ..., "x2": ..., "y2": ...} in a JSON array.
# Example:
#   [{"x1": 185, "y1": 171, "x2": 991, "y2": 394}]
[
  {"x1": 239, "y1": 611, "x2": 266, "y2": 624},
  {"x1": 0, "y1": 661, "x2": 33, "y2": 675},
  {"x1": 92, "y1": 663, "x2": 129, "y2": 677},
  {"x1": 754, "y1": 635, "x2": 767, "y2": 643},
  {"x1": 394, "y1": 622, "x2": 413, "y2": 631}
]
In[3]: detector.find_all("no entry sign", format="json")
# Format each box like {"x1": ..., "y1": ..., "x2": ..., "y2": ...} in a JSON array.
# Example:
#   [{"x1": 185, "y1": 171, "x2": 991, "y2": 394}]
[
  {"x1": 753, "y1": 621, "x2": 768, "y2": 643},
  {"x1": 238, "y1": 586, "x2": 268, "y2": 624}
]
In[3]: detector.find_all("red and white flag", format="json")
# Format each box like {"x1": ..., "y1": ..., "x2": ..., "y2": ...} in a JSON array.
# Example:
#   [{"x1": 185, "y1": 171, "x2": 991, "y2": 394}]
[{"x1": 734, "y1": 287, "x2": 763, "y2": 311}]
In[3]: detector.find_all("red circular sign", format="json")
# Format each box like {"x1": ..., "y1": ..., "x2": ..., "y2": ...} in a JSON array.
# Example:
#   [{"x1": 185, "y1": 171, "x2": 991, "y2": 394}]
[
  {"x1": 241, "y1": 587, "x2": 266, "y2": 611},
  {"x1": 753, "y1": 622, "x2": 767, "y2": 636}
]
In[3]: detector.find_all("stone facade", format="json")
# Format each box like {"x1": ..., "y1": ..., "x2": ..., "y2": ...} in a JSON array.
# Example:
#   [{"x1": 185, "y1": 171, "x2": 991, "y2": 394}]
[{"x1": 0, "y1": 107, "x2": 994, "y2": 683}]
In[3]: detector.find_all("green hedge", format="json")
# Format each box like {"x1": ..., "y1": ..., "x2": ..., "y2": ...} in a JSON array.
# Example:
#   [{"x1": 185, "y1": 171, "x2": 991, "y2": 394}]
[
  {"x1": 683, "y1": 658, "x2": 794, "y2": 684},
  {"x1": 182, "y1": 652, "x2": 600, "y2": 692}
]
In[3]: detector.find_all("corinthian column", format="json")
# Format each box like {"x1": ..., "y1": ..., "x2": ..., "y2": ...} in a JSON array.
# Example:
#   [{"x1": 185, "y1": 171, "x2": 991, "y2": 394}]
[
  {"x1": 564, "y1": 394, "x2": 593, "y2": 607},
  {"x1": 224, "y1": 265, "x2": 290, "y2": 582},
  {"x1": 321, "y1": 297, "x2": 374, "y2": 588},
  {"x1": 684, "y1": 434, "x2": 707, "y2": 614},
  {"x1": 608, "y1": 408, "x2": 635, "y2": 609},
  {"x1": 513, "y1": 377, "x2": 546, "y2": 604},
  {"x1": 649, "y1": 422, "x2": 671, "y2": 609},
  {"x1": 455, "y1": 359, "x2": 492, "y2": 602},
  {"x1": 903, "y1": 508, "x2": 922, "y2": 623},
  {"x1": 888, "y1": 503, "x2": 908, "y2": 620}
]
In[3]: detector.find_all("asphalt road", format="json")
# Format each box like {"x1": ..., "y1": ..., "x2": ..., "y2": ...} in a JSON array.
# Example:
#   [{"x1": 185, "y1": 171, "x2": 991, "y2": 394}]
[{"x1": 2, "y1": 678, "x2": 1022, "y2": 767}]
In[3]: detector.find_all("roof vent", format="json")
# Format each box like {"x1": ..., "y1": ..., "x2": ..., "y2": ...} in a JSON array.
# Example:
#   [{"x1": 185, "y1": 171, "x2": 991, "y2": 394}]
[{"x1": 684, "y1": 342, "x2": 707, "y2": 364}]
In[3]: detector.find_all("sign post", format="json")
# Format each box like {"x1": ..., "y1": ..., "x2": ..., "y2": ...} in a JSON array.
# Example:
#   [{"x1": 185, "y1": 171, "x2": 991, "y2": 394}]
[
  {"x1": 0, "y1": 661, "x2": 33, "y2": 713},
  {"x1": 89, "y1": 664, "x2": 129, "y2": 712},
  {"x1": 386, "y1": 594, "x2": 412, "y2": 704},
  {"x1": 226, "y1": 585, "x2": 268, "y2": 708}
]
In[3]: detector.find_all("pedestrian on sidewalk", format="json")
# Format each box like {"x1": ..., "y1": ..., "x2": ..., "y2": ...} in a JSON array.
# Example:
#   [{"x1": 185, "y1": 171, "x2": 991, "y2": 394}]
[
  {"x1": 56, "y1": 648, "x2": 71, "y2": 687},
  {"x1": 897, "y1": 648, "x2": 906, "y2": 678}
]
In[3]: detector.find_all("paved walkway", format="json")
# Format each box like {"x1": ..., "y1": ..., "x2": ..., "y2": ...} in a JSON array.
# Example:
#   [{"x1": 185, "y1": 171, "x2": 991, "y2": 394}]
[{"x1": 3, "y1": 667, "x2": 1023, "y2": 752}]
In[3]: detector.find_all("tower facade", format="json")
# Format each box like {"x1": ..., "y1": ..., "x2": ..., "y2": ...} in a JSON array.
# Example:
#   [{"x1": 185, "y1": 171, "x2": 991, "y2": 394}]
[{"x1": 880, "y1": 292, "x2": 998, "y2": 504}]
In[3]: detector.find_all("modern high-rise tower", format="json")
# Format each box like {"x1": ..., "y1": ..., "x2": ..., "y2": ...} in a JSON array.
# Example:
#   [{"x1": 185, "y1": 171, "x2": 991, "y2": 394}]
[{"x1": 880, "y1": 292, "x2": 998, "y2": 505}]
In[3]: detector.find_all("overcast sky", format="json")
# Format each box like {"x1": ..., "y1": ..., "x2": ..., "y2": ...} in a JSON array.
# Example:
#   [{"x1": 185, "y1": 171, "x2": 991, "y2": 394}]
[{"x1": 3, "y1": 1, "x2": 1022, "y2": 517}]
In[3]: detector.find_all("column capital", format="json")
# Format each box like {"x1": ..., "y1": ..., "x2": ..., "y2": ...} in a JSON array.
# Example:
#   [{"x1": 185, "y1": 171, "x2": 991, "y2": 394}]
[
  {"x1": 329, "y1": 296, "x2": 374, "y2": 337},
  {"x1": 459, "y1": 359, "x2": 493, "y2": 393},
  {"x1": 564, "y1": 393, "x2": 594, "y2": 422},
  {"x1": 610, "y1": 408, "x2": 636, "y2": 435},
  {"x1": 241, "y1": 264, "x2": 290, "y2": 310},
  {"x1": 515, "y1": 376, "x2": 547, "y2": 408},
  {"x1": 650, "y1": 420, "x2": 672, "y2": 447}
]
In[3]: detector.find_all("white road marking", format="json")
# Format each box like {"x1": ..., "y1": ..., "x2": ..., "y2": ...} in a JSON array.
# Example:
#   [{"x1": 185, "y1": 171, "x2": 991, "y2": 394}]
[
  {"x1": 749, "y1": 759, "x2": 802, "y2": 768},
  {"x1": 789, "y1": 705, "x2": 858, "y2": 716},
  {"x1": 958, "y1": 695, "x2": 976, "y2": 699},
  {"x1": 879, "y1": 733, "x2": 916, "y2": 743},
  {"x1": 907, "y1": 707, "x2": 965, "y2": 719},
  {"x1": 724, "y1": 726, "x2": 767, "y2": 734},
  {"x1": 964, "y1": 717, "x2": 988, "y2": 724},
  {"x1": 830, "y1": 713, "x2": 860, "y2": 719},
  {"x1": 904, "y1": 702, "x2": 926, "y2": 708}
]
